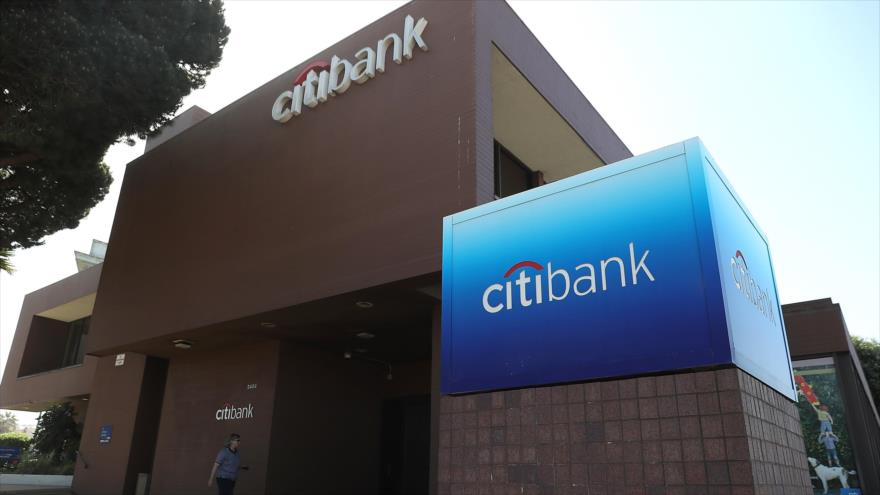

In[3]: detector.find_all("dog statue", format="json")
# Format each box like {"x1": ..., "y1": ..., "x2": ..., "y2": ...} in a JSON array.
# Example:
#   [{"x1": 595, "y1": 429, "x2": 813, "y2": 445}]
[{"x1": 807, "y1": 457, "x2": 857, "y2": 494}]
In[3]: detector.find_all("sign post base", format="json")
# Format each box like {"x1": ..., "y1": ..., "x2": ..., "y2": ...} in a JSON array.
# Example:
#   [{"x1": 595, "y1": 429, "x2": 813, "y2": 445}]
[{"x1": 437, "y1": 367, "x2": 812, "y2": 495}]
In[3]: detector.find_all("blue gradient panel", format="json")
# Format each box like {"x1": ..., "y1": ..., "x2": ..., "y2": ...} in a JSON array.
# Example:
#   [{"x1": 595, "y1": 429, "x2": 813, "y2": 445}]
[
  {"x1": 693, "y1": 140, "x2": 796, "y2": 399},
  {"x1": 442, "y1": 138, "x2": 796, "y2": 400}
]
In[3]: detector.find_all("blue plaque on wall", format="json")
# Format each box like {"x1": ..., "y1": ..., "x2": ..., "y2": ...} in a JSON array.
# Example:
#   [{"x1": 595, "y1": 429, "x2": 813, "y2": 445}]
[
  {"x1": 0, "y1": 446, "x2": 21, "y2": 460},
  {"x1": 99, "y1": 424, "x2": 112, "y2": 444}
]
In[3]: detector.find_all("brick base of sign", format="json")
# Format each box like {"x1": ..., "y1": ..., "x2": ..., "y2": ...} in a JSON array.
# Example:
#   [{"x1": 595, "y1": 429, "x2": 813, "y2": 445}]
[{"x1": 437, "y1": 368, "x2": 812, "y2": 495}]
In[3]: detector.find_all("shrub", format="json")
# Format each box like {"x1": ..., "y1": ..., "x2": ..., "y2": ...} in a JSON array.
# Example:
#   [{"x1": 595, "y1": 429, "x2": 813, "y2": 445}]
[
  {"x1": 12, "y1": 451, "x2": 74, "y2": 475},
  {"x1": 31, "y1": 402, "x2": 80, "y2": 464},
  {"x1": 0, "y1": 431, "x2": 30, "y2": 450}
]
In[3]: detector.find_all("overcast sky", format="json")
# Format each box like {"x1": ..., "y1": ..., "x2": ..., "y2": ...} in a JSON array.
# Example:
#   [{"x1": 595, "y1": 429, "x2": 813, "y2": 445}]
[{"x1": 2, "y1": 1, "x2": 878, "y2": 424}]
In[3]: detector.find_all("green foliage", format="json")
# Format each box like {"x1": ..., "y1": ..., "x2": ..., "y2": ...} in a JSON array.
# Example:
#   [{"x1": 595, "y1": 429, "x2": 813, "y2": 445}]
[
  {"x1": 12, "y1": 451, "x2": 74, "y2": 475},
  {"x1": 30, "y1": 403, "x2": 81, "y2": 465},
  {"x1": 852, "y1": 336, "x2": 880, "y2": 406},
  {"x1": 0, "y1": 431, "x2": 30, "y2": 449},
  {"x1": 0, "y1": 411, "x2": 17, "y2": 433},
  {"x1": 0, "y1": 249, "x2": 12, "y2": 274},
  {"x1": 0, "y1": 0, "x2": 230, "y2": 261}
]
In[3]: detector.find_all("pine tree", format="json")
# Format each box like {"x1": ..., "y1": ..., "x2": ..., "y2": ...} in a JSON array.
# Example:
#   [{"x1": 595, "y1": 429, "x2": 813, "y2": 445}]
[{"x1": 1, "y1": 0, "x2": 231, "y2": 271}]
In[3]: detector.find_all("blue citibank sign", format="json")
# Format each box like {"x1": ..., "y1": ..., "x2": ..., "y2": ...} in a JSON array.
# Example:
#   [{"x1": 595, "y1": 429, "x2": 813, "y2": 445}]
[{"x1": 441, "y1": 138, "x2": 796, "y2": 399}]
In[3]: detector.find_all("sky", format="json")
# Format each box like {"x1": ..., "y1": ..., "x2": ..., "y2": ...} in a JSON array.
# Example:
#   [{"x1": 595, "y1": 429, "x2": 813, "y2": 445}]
[{"x1": 1, "y1": 1, "x2": 878, "y2": 425}]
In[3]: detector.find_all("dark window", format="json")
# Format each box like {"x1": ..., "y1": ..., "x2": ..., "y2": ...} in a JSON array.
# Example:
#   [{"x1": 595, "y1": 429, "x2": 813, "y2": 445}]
[
  {"x1": 62, "y1": 317, "x2": 89, "y2": 367},
  {"x1": 494, "y1": 141, "x2": 538, "y2": 198}
]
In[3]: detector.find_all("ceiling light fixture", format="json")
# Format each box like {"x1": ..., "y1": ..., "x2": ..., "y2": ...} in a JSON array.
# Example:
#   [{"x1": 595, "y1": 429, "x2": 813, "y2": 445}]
[
  {"x1": 172, "y1": 339, "x2": 193, "y2": 350},
  {"x1": 355, "y1": 331, "x2": 375, "y2": 340},
  {"x1": 260, "y1": 322, "x2": 277, "y2": 328},
  {"x1": 340, "y1": 351, "x2": 393, "y2": 381},
  {"x1": 355, "y1": 301, "x2": 374, "y2": 309}
]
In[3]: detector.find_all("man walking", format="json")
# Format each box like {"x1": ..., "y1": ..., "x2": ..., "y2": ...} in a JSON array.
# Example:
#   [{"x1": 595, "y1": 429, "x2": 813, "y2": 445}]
[{"x1": 209, "y1": 433, "x2": 244, "y2": 495}]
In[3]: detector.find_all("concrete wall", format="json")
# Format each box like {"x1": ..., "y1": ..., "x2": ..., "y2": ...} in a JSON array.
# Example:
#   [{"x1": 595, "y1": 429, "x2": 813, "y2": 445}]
[
  {"x1": 784, "y1": 299, "x2": 852, "y2": 357},
  {"x1": 18, "y1": 316, "x2": 70, "y2": 376},
  {"x1": 266, "y1": 343, "x2": 385, "y2": 494},
  {"x1": 85, "y1": 0, "x2": 633, "y2": 358},
  {"x1": 73, "y1": 353, "x2": 153, "y2": 495},
  {"x1": 137, "y1": 341, "x2": 428, "y2": 495},
  {"x1": 124, "y1": 357, "x2": 168, "y2": 494},
  {"x1": 472, "y1": 0, "x2": 631, "y2": 205},
  {"x1": 149, "y1": 341, "x2": 280, "y2": 495},
  {"x1": 86, "y1": 0, "x2": 480, "y2": 356},
  {"x1": 0, "y1": 264, "x2": 100, "y2": 410}
]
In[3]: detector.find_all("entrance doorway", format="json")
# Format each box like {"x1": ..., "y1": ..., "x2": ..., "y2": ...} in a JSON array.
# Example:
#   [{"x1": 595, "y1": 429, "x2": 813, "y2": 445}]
[{"x1": 380, "y1": 395, "x2": 431, "y2": 495}]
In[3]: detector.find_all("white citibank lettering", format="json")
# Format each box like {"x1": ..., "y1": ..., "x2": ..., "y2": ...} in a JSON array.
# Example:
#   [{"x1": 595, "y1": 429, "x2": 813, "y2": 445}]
[
  {"x1": 482, "y1": 243, "x2": 655, "y2": 314},
  {"x1": 215, "y1": 403, "x2": 254, "y2": 421},
  {"x1": 730, "y1": 250, "x2": 777, "y2": 326},
  {"x1": 272, "y1": 15, "x2": 428, "y2": 123}
]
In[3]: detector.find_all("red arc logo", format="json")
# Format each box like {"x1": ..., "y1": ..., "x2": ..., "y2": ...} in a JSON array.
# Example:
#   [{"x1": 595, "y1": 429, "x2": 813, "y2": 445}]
[
  {"x1": 735, "y1": 250, "x2": 748, "y2": 269},
  {"x1": 503, "y1": 261, "x2": 544, "y2": 278},
  {"x1": 293, "y1": 60, "x2": 331, "y2": 85}
]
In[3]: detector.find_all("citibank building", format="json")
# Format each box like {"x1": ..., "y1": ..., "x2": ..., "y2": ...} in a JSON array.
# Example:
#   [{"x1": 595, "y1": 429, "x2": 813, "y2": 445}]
[{"x1": 2, "y1": 2, "x2": 877, "y2": 494}]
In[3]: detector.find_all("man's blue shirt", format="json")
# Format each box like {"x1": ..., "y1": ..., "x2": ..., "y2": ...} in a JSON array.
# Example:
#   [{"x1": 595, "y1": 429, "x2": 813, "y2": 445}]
[{"x1": 215, "y1": 447, "x2": 240, "y2": 480}]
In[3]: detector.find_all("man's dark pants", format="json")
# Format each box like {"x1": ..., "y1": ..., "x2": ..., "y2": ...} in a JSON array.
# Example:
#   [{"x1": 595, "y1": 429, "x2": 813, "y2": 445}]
[{"x1": 216, "y1": 477, "x2": 236, "y2": 495}]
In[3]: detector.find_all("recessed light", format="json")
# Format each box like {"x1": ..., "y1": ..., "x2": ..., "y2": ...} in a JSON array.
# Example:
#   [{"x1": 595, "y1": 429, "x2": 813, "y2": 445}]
[
  {"x1": 355, "y1": 301, "x2": 374, "y2": 309},
  {"x1": 355, "y1": 331, "x2": 375, "y2": 340},
  {"x1": 354, "y1": 348, "x2": 368, "y2": 353},
  {"x1": 260, "y1": 322, "x2": 277, "y2": 328},
  {"x1": 172, "y1": 339, "x2": 193, "y2": 350}
]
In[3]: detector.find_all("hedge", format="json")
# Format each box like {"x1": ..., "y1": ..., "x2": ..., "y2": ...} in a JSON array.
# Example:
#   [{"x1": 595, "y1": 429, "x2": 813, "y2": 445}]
[{"x1": 0, "y1": 432, "x2": 30, "y2": 450}]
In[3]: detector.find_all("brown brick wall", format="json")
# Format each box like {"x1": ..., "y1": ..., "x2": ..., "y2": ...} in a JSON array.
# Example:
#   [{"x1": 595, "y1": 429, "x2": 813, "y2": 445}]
[
  {"x1": 737, "y1": 372, "x2": 813, "y2": 495},
  {"x1": 437, "y1": 368, "x2": 811, "y2": 495}
]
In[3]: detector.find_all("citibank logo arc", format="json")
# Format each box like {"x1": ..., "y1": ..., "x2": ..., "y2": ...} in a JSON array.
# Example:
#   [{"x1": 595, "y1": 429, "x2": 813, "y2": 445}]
[
  {"x1": 271, "y1": 15, "x2": 428, "y2": 123},
  {"x1": 481, "y1": 243, "x2": 655, "y2": 314},
  {"x1": 215, "y1": 402, "x2": 254, "y2": 421},
  {"x1": 729, "y1": 250, "x2": 777, "y2": 326}
]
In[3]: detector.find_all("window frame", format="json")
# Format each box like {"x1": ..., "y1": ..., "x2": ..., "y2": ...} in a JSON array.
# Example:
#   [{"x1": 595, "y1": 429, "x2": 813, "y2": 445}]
[
  {"x1": 61, "y1": 316, "x2": 90, "y2": 368},
  {"x1": 493, "y1": 141, "x2": 540, "y2": 199}
]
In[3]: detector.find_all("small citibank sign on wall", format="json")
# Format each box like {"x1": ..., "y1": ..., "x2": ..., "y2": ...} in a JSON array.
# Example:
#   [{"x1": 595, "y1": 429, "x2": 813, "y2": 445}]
[{"x1": 441, "y1": 138, "x2": 797, "y2": 399}]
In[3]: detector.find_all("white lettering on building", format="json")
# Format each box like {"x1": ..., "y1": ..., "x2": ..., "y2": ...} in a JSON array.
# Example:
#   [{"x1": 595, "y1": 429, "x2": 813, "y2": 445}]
[
  {"x1": 215, "y1": 403, "x2": 254, "y2": 421},
  {"x1": 729, "y1": 250, "x2": 777, "y2": 326},
  {"x1": 272, "y1": 15, "x2": 428, "y2": 123}
]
